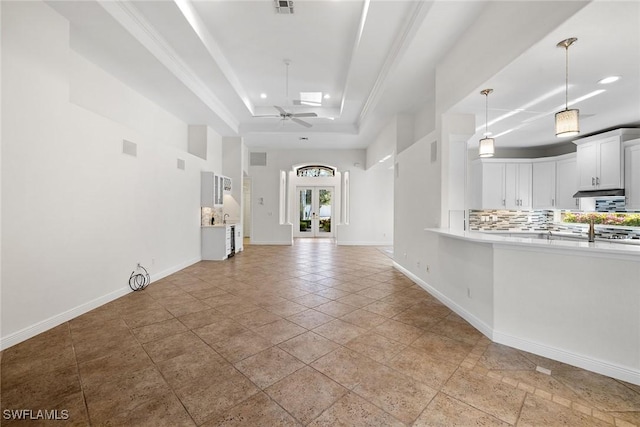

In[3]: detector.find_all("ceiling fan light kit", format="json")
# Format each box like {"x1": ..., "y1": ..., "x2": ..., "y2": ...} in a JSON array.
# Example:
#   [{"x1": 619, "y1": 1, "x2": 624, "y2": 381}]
[
  {"x1": 479, "y1": 88, "x2": 495, "y2": 158},
  {"x1": 555, "y1": 37, "x2": 579, "y2": 138},
  {"x1": 253, "y1": 59, "x2": 317, "y2": 127}
]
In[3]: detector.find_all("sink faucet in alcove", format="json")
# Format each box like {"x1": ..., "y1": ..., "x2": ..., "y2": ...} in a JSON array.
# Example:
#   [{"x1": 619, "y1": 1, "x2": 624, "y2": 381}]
[{"x1": 223, "y1": 213, "x2": 229, "y2": 224}]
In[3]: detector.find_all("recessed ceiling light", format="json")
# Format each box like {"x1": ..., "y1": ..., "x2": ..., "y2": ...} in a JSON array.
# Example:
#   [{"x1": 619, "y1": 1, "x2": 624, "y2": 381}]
[
  {"x1": 260, "y1": 93, "x2": 267, "y2": 99},
  {"x1": 598, "y1": 76, "x2": 620, "y2": 85},
  {"x1": 323, "y1": 94, "x2": 330, "y2": 99}
]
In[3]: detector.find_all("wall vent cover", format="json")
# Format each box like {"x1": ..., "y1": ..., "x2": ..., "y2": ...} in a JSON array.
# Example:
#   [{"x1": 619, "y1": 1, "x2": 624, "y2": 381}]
[
  {"x1": 122, "y1": 139, "x2": 137, "y2": 157},
  {"x1": 177, "y1": 158, "x2": 185, "y2": 170},
  {"x1": 274, "y1": 0, "x2": 294, "y2": 14},
  {"x1": 250, "y1": 152, "x2": 267, "y2": 166}
]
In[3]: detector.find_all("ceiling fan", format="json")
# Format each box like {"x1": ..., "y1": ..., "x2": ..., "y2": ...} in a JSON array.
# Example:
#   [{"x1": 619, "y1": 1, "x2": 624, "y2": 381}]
[{"x1": 253, "y1": 60, "x2": 318, "y2": 128}]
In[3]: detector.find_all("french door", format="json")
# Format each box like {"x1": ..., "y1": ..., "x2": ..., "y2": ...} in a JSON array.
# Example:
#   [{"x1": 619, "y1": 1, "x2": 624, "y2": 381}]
[{"x1": 296, "y1": 186, "x2": 334, "y2": 237}]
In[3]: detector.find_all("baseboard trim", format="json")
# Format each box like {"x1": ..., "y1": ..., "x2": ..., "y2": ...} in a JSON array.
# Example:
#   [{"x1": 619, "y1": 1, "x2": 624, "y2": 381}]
[
  {"x1": 493, "y1": 331, "x2": 640, "y2": 386},
  {"x1": 249, "y1": 241, "x2": 292, "y2": 245},
  {"x1": 1, "y1": 257, "x2": 202, "y2": 351},
  {"x1": 393, "y1": 262, "x2": 493, "y2": 339},
  {"x1": 150, "y1": 256, "x2": 201, "y2": 282},
  {"x1": 0, "y1": 285, "x2": 130, "y2": 351},
  {"x1": 337, "y1": 241, "x2": 394, "y2": 246},
  {"x1": 392, "y1": 262, "x2": 640, "y2": 386}
]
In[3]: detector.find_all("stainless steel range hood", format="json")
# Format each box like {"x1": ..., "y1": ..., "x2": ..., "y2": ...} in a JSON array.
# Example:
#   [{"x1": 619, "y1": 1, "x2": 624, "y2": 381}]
[{"x1": 572, "y1": 188, "x2": 625, "y2": 198}]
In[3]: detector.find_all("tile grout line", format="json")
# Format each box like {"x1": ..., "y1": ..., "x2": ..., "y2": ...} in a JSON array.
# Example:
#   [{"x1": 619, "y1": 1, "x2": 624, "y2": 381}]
[{"x1": 461, "y1": 346, "x2": 637, "y2": 427}]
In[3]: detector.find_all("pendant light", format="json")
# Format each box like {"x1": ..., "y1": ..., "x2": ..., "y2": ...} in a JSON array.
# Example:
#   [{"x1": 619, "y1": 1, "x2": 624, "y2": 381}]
[
  {"x1": 478, "y1": 88, "x2": 494, "y2": 158},
  {"x1": 555, "y1": 37, "x2": 579, "y2": 138}
]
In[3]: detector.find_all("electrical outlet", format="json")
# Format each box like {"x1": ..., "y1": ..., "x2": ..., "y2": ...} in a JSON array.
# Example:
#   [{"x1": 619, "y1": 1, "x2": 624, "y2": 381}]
[
  {"x1": 426, "y1": 265, "x2": 430, "y2": 273},
  {"x1": 404, "y1": 252, "x2": 407, "y2": 258},
  {"x1": 152, "y1": 258, "x2": 156, "y2": 265},
  {"x1": 416, "y1": 261, "x2": 421, "y2": 268}
]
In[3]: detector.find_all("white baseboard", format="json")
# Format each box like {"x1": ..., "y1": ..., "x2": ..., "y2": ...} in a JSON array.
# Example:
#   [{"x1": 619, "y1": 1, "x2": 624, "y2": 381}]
[
  {"x1": 250, "y1": 241, "x2": 292, "y2": 245},
  {"x1": 0, "y1": 285, "x2": 131, "y2": 351},
  {"x1": 392, "y1": 262, "x2": 640, "y2": 386},
  {"x1": 150, "y1": 256, "x2": 201, "y2": 282},
  {"x1": 493, "y1": 331, "x2": 640, "y2": 386},
  {"x1": 1, "y1": 257, "x2": 202, "y2": 351},
  {"x1": 393, "y1": 262, "x2": 493, "y2": 339},
  {"x1": 337, "y1": 241, "x2": 394, "y2": 246}
]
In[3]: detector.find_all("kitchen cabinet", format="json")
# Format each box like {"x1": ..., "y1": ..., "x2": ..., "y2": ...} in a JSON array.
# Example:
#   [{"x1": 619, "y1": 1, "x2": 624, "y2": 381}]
[
  {"x1": 202, "y1": 223, "x2": 241, "y2": 260},
  {"x1": 575, "y1": 136, "x2": 622, "y2": 191},
  {"x1": 532, "y1": 161, "x2": 556, "y2": 209},
  {"x1": 470, "y1": 161, "x2": 505, "y2": 209},
  {"x1": 470, "y1": 160, "x2": 531, "y2": 210},
  {"x1": 201, "y1": 172, "x2": 224, "y2": 207},
  {"x1": 625, "y1": 140, "x2": 640, "y2": 210},
  {"x1": 574, "y1": 128, "x2": 640, "y2": 192},
  {"x1": 505, "y1": 162, "x2": 532, "y2": 209},
  {"x1": 555, "y1": 156, "x2": 580, "y2": 209}
]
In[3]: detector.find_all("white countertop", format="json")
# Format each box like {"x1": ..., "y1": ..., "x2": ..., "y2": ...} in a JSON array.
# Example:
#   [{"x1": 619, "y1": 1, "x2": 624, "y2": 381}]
[{"x1": 426, "y1": 228, "x2": 640, "y2": 257}]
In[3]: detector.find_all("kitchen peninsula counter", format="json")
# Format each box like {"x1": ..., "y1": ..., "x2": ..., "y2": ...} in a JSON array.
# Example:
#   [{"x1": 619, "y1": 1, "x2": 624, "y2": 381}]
[
  {"x1": 409, "y1": 227, "x2": 640, "y2": 386},
  {"x1": 426, "y1": 228, "x2": 640, "y2": 259}
]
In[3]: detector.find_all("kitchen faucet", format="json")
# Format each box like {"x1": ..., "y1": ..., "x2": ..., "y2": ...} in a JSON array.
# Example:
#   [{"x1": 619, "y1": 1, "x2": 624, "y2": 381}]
[{"x1": 223, "y1": 213, "x2": 229, "y2": 224}]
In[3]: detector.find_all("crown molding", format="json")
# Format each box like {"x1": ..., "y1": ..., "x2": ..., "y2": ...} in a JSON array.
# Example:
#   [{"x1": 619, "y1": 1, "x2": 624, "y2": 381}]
[{"x1": 98, "y1": 0, "x2": 239, "y2": 132}]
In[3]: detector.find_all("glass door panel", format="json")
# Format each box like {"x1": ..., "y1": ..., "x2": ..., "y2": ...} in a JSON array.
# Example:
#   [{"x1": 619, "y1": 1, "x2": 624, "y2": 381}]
[
  {"x1": 317, "y1": 188, "x2": 332, "y2": 236},
  {"x1": 295, "y1": 186, "x2": 334, "y2": 238},
  {"x1": 298, "y1": 188, "x2": 313, "y2": 235}
]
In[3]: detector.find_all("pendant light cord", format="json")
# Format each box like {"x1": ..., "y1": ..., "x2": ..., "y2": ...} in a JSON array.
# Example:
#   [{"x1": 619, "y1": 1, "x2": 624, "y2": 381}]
[
  {"x1": 485, "y1": 92, "x2": 489, "y2": 135},
  {"x1": 565, "y1": 45, "x2": 569, "y2": 110}
]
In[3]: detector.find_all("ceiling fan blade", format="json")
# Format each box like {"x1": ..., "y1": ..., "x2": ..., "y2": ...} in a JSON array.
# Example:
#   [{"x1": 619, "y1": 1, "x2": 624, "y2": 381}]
[
  {"x1": 291, "y1": 112, "x2": 318, "y2": 118},
  {"x1": 273, "y1": 105, "x2": 287, "y2": 115},
  {"x1": 252, "y1": 114, "x2": 281, "y2": 118},
  {"x1": 291, "y1": 117, "x2": 312, "y2": 128}
]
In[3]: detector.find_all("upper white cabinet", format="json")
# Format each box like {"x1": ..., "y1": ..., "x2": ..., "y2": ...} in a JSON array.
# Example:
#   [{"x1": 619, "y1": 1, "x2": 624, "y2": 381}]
[
  {"x1": 625, "y1": 140, "x2": 640, "y2": 210},
  {"x1": 201, "y1": 172, "x2": 225, "y2": 207},
  {"x1": 555, "y1": 156, "x2": 580, "y2": 209},
  {"x1": 201, "y1": 172, "x2": 215, "y2": 207},
  {"x1": 470, "y1": 160, "x2": 531, "y2": 209},
  {"x1": 532, "y1": 161, "x2": 556, "y2": 209},
  {"x1": 505, "y1": 163, "x2": 532, "y2": 209},
  {"x1": 470, "y1": 161, "x2": 504, "y2": 209},
  {"x1": 574, "y1": 128, "x2": 640, "y2": 191}
]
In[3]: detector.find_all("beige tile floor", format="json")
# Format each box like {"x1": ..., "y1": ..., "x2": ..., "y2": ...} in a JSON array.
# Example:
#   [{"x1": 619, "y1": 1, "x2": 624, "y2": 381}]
[{"x1": 2, "y1": 239, "x2": 640, "y2": 426}]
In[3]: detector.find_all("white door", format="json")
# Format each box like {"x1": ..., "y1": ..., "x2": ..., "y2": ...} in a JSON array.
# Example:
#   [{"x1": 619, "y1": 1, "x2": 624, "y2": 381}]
[{"x1": 295, "y1": 187, "x2": 334, "y2": 237}]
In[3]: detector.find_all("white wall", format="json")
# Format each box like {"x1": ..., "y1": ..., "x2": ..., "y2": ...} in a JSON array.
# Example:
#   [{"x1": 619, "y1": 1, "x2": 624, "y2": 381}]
[
  {"x1": 248, "y1": 149, "x2": 393, "y2": 245},
  {"x1": 222, "y1": 137, "x2": 243, "y2": 223},
  {"x1": 1, "y1": 1, "x2": 220, "y2": 348}
]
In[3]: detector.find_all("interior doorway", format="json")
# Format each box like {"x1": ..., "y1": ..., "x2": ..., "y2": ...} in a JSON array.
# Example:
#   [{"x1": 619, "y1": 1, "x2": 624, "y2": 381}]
[
  {"x1": 242, "y1": 177, "x2": 251, "y2": 238},
  {"x1": 295, "y1": 186, "x2": 334, "y2": 238}
]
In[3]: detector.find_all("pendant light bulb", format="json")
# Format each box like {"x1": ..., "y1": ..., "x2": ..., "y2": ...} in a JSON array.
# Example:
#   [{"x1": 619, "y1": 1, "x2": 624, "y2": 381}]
[
  {"x1": 479, "y1": 88, "x2": 495, "y2": 158},
  {"x1": 555, "y1": 37, "x2": 579, "y2": 138}
]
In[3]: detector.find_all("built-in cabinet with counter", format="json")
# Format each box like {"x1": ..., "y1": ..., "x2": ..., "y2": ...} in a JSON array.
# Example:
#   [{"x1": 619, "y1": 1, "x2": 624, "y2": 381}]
[
  {"x1": 201, "y1": 223, "x2": 243, "y2": 260},
  {"x1": 625, "y1": 139, "x2": 640, "y2": 210}
]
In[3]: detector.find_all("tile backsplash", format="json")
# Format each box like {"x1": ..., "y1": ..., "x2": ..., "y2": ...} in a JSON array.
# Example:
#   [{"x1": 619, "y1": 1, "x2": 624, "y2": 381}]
[
  {"x1": 469, "y1": 209, "x2": 640, "y2": 239},
  {"x1": 201, "y1": 207, "x2": 223, "y2": 226},
  {"x1": 468, "y1": 210, "x2": 553, "y2": 231}
]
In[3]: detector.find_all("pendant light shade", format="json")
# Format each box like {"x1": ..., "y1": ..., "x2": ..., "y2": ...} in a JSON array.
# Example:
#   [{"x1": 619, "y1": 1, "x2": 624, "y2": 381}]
[
  {"x1": 555, "y1": 37, "x2": 579, "y2": 138},
  {"x1": 479, "y1": 88, "x2": 494, "y2": 158},
  {"x1": 479, "y1": 137, "x2": 495, "y2": 158}
]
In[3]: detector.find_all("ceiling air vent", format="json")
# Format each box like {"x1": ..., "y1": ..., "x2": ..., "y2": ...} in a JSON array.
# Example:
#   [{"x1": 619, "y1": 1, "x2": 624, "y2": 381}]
[
  {"x1": 274, "y1": 0, "x2": 294, "y2": 14},
  {"x1": 250, "y1": 152, "x2": 267, "y2": 166}
]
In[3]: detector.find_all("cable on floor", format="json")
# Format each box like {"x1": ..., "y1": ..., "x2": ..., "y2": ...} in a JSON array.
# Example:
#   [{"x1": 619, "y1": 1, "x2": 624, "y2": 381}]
[{"x1": 129, "y1": 263, "x2": 150, "y2": 291}]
